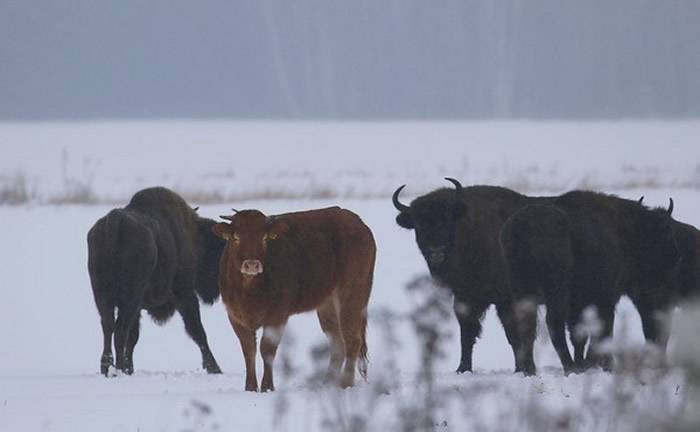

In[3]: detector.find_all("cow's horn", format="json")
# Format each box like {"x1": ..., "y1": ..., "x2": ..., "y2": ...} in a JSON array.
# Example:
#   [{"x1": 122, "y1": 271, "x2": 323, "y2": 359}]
[
  {"x1": 445, "y1": 177, "x2": 463, "y2": 191},
  {"x1": 220, "y1": 215, "x2": 235, "y2": 221},
  {"x1": 637, "y1": 196, "x2": 644, "y2": 205},
  {"x1": 392, "y1": 185, "x2": 410, "y2": 213},
  {"x1": 667, "y1": 198, "x2": 674, "y2": 216}
]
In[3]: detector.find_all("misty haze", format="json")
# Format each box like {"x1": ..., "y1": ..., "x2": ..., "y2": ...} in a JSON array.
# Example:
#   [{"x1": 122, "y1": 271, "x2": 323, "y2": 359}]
[{"x1": 2, "y1": 0, "x2": 700, "y2": 120}]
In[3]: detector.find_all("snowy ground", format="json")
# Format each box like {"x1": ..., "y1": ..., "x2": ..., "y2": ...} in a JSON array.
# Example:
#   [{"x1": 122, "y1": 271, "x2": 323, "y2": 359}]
[
  {"x1": 1, "y1": 121, "x2": 699, "y2": 431},
  {"x1": 2, "y1": 121, "x2": 700, "y2": 204}
]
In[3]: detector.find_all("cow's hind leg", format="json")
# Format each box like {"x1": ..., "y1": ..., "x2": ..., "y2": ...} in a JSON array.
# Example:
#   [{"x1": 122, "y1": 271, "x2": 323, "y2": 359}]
[
  {"x1": 261, "y1": 323, "x2": 286, "y2": 392},
  {"x1": 317, "y1": 295, "x2": 344, "y2": 382},
  {"x1": 97, "y1": 299, "x2": 115, "y2": 376},
  {"x1": 114, "y1": 301, "x2": 140, "y2": 374},
  {"x1": 338, "y1": 299, "x2": 368, "y2": 388},
  {"x1": 176, "y1": 292, "x2": 222, "y2": 374}
]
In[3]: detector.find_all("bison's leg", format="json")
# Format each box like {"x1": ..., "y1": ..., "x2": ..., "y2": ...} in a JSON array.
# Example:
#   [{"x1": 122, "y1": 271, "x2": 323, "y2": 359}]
[
  {"x1": 633, "y1": 299, "x2": 671, "y2": 363},
  {"x1": 567, "y1": 304, "x2": 588, "y2": 369},
  {"x1": 124, "y1": 313, "x2": 141, "y2": 374},
  {"x1": 114, "y1": 302, "x2": 140, "y2": 375},
  {"x1": 454, "y1": 299, "x2": 488, "y2": 374},
  {"x1": 317, "y1": 296, "x2": 344, "y2": 381},
  {"x1": 229, "y1": 316, "x2": 258, "y2": 391},
  {"x1": 497, "y1": 301, "x2": 536, "y2": 376},
  {"x1": 545, "y1": 306, "x2": 575, "y2": 374},
  {"x1": 261, "y1": 324, "x2": 286, "y2": 392},
  {"x1": 97, "y1": 300, "x2": 115, "y2": 376},
  {"x1": 176, "y1": 292, "x2": 222, "y2": 374},
  {"x1": 587, "y1": 304, "x2": 615, "y2": 371},
  {"x1": 542, "y1": 277, "x2": 575, "y2": 374}
]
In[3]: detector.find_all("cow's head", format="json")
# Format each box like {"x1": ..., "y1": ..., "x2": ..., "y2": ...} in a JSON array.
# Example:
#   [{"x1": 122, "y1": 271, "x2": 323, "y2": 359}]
[
  {"x1": 636, "y1": 197, "x2": 679, "y2": 272},
  {"x1": 212, "y1": 209, "x2": 289, "y2": 278},
  {"x1": 393, "y1": 178, "x2": 466, "y2": 273}
]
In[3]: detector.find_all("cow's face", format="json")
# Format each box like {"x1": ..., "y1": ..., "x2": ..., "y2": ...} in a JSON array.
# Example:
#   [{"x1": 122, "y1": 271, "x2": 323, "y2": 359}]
[
  {"x1": 636, "y1": 199, "x2": 679, "y2": 271},
  {"x1": 393, "y1": 179, "x2": 466, "y2": 273},
  {"x1": 212, "y1": 210, "x2": 288, "y2": 278}
]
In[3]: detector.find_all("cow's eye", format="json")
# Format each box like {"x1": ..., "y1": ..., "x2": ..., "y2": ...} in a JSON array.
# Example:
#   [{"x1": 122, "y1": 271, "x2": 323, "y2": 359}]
[{"x1": 268, "y1": 232, "x2": 278, "y2": 240}]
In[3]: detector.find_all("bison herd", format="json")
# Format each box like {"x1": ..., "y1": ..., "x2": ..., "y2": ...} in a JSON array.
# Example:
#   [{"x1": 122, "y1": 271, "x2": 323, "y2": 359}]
[{"x1": 87, "y1": 182, "x2": 700, "y2": 391}]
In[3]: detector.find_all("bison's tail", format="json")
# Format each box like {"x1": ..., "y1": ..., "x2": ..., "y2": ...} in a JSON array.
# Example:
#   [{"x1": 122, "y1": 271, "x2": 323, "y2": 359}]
[
  {"x1": 88, "y1": 209, "x2": 124, "y2": 298},
  {"x1": 358, "y1": 312, "x2": 369, "y2": 381}
]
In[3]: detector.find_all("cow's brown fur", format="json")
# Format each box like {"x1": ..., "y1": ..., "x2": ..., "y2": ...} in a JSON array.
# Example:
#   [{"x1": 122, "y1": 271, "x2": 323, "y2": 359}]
[{"x1": 213, "y1": 206, "x2": 375, "y2": 391}]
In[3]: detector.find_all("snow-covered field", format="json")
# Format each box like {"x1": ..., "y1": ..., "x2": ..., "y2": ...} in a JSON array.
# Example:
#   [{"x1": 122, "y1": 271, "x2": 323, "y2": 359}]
[
  {"x1": 1, "y1": 121, "x2": 699, "y2": 431},
  {"x1": 2, "y1": 121, "x2": 700, "y2": 204}
]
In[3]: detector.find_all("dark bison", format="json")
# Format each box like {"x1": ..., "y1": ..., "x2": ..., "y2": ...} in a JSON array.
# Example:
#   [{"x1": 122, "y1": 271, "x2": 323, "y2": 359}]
[
  {"x1": 670, "y1": 218, "x2": 700, "y2": 305},
  {"x1": 87, "y1": 187, "x2": 225, "y2": 376},
  {"x1": 394, "y1": 179, "x2": 533, "y2": 374},
  {"x1": 501, "y1": 196, "x2": 678, "y2": 371},
  {"x1": 213, "y1": 207, "x2": 375, "y2": 391},
  {"x1": 393, "y1": 179, "x2": 679, "y2": 375},
  {"x1": 500, "y1": 204, "x2": 575, "y2": 373},
  {"x1": 630, "y1": 198, "x2": 700, "y2": 353}
]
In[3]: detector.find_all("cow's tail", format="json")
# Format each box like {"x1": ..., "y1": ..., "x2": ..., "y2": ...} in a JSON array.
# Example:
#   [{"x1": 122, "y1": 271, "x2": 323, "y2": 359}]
[{"x1": 357, "y1": 308, "x2": 369, "y2": 381}]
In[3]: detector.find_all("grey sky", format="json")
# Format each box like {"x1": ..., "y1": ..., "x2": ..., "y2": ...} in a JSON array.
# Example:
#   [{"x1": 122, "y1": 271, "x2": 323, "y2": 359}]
[{"x1": 2, "y1": 0, "x2": 699, "y2": 120}]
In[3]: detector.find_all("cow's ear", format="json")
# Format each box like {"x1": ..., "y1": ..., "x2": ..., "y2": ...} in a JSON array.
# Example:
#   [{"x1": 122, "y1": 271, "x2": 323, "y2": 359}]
[
  {"x1": 212, "y1": 223, "x2": 232, "y2": 240},
  {"x1": 396, "y1": 212, "x2": 414, "y2": 229},
  {"x1": 454, "y1": 201, "x2": 467, "y2": 219},
  {"x1": 269, "y1": 220, "x2": 289, "y2": 239}
]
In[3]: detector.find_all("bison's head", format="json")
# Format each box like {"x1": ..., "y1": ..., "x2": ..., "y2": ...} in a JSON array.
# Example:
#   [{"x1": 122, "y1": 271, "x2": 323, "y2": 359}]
[
  {"x1": 636, "y1": 197, "x2": 679, "y2": 274},
  {"x1": 393, "y1": 178, "x2": 466, "y2": 274},
  {"x1": 212, "y1": 209, "x2": 289, "y2": 279}
]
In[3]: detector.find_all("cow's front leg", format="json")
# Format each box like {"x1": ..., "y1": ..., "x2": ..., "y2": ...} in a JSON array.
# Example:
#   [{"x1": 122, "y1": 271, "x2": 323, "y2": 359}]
[
  {"x1": 260, "y1": 323, "x2": 286, "y2": 392},
  {"x1": 454, "y1": 298, "x2": 488, "y2": 374},
  {"x1": 229, "y1": 316, "x2": 258, "y2": 391}
]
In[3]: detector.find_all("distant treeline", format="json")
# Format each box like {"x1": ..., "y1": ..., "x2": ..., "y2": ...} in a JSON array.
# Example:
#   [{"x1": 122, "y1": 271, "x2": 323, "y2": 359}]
[{"x1": 2, "y1": 0, "x2": 699, "y2": 119}]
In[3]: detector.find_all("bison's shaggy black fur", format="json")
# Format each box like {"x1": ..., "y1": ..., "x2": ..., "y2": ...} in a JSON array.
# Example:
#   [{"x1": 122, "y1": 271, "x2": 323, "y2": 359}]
[
  {"x1": 502, "y1": 194, "x2": 678, "y2": 371},
  {"x1": 87, "y1": 187, "x2": 225, "y2": 375},
  {"x1": 394, "y1": 179, "x2": 679, "y2": 375}
]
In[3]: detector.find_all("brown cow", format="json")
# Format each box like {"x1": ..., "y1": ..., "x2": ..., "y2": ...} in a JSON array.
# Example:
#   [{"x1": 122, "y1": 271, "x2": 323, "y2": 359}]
[{"x1": 212, "y1": 206, "x2": 376, "y2": 391}]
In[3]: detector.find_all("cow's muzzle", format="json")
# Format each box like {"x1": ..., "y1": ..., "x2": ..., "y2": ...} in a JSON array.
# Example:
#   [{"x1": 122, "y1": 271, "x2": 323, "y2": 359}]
[{"x1": 241, "y1": 259, "x2": 263, "y2": 276}]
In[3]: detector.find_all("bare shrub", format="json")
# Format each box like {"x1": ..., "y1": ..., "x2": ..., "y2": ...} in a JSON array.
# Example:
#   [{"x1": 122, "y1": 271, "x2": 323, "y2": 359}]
[
  {"x1": 0, "y1": 172, "x2": 35, "y2": 205},
  {"x1": 47, "y1": 148, "x2": 98, "y2": 204}
]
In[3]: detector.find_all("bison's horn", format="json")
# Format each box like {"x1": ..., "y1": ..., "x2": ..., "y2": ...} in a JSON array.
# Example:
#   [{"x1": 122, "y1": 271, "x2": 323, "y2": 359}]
[
  {"x1": 220, "y1": 215, "x2": 235, "y2": 221},
  {"x1": 392, "y1": 185, "x2": 410, "y2": 213},
  {"x1": 445, "y1": 177, "x2": 463, "y2": 191},
  {"x1": 667, "y1": 198, "x2": 674, "y2": 216},
  {"x1": 637, "y1": 196, "x2": 644, "y2": 205}
]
